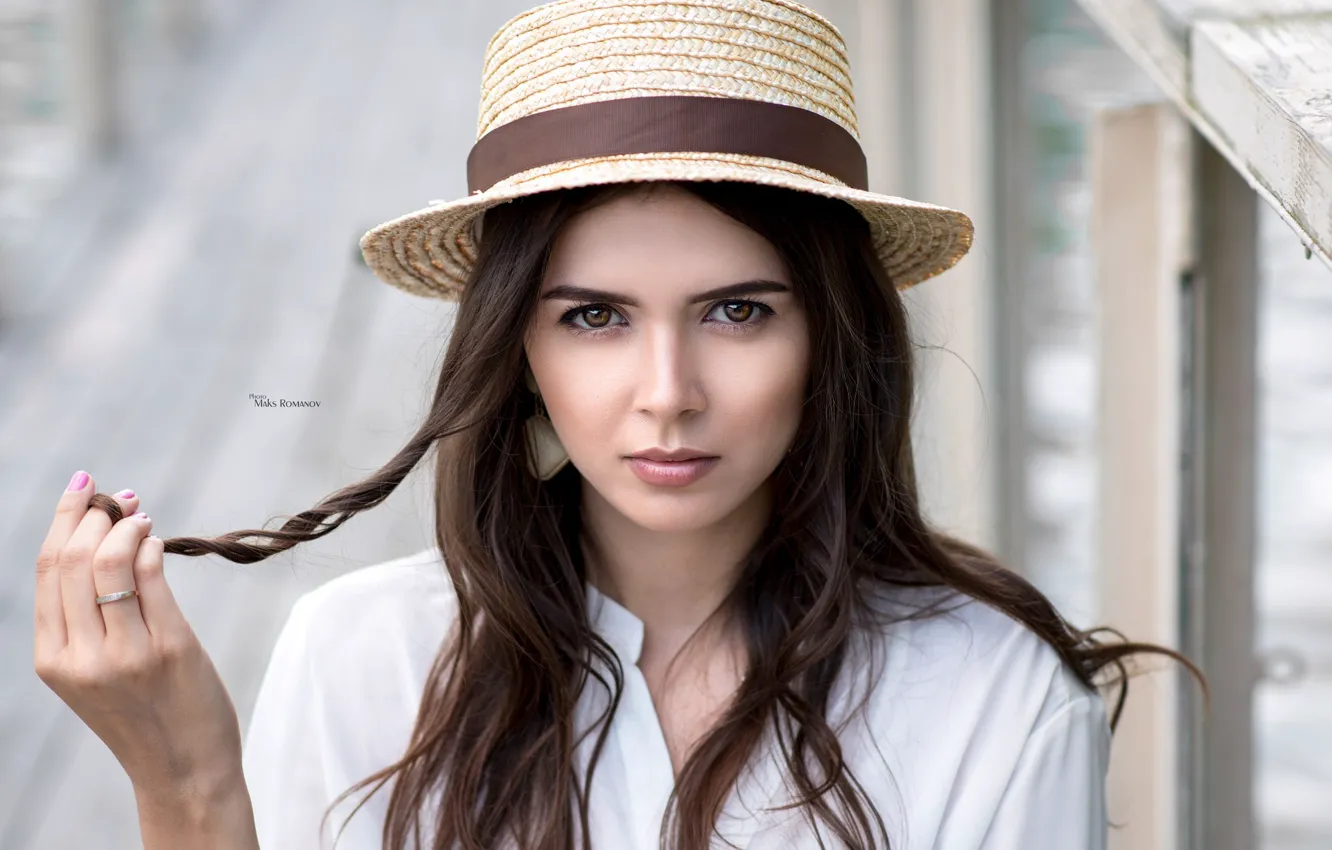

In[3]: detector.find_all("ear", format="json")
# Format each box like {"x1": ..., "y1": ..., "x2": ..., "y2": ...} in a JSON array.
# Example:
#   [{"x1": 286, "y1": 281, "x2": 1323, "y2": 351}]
[{"x1": 524, "y1": 362, "x2": 539, "y2": 394}]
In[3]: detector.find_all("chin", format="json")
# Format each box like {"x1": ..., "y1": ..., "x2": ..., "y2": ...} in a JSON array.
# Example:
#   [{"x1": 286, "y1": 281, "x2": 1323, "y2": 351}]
[
  {"x1": 593, "y1": 474, "x2": 762, "y2": 534},
  {"x1": 617, "y1": 501, "x2": 731, "y2": 534}
]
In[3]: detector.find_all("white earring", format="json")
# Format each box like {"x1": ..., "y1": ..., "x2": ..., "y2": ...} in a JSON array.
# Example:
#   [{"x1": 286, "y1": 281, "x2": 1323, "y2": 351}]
[{"x1": 523, "y1": 366, "x2": 570, "y2": 481}]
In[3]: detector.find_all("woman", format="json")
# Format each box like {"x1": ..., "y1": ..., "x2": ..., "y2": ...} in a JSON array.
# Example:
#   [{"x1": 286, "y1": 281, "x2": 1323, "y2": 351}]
[{"x1": 32, "y1": 1, "x2": 1203, "y2": 848}]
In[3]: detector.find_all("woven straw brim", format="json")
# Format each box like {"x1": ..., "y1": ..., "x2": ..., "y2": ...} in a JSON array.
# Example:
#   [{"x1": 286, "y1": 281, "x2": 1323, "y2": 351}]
[{"x1": 359, "y1": 151, "x2": 974, "y2": 302}]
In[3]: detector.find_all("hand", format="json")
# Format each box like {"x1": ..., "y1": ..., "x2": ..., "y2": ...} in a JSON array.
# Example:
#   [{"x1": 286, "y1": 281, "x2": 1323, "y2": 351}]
[{"x1": 33, "y1": 472, "x2": 245, "y2": 806}]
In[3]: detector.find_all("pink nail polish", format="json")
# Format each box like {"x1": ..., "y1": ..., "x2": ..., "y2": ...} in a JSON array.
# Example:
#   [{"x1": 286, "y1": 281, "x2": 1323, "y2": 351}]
[
  {"x1": 115, "y1": 489, "x2": 135, "y2": 499},
  {"x1": 134, "y1": 512, "x2": 150, "y2": 521},
  {"x1": 67, "y1": 471, "x2": 89, "y2": 492}
]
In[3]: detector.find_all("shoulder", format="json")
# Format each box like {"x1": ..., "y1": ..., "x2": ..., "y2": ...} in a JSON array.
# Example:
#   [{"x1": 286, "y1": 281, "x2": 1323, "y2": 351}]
[
  {"x1": 289, "y1": 545, "x2": 459, "y2": 692},
  {"x1": 836, "y1": 584, "x2": 1111, "y2": 846},
  {"x1": 244, "y1": 548, "x2": 458, "y2": 846},
  {"x1": 271, "y1": 546, "x2": 459, "y2": 736},
  {"x1": 846, "y1": 583, "x2": 1109, "y2": 787},
  {"x1": 856, "y1": 582, "x2": 1103, "y2": 729},
  {"x1": 294, "y1": 545, "x2": 457, "y2": 641}
]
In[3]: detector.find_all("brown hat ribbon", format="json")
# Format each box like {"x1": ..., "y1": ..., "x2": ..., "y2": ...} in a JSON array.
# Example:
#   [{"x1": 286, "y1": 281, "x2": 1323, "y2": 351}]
[{"x1": 466, "y1": 95, "x2": 868, "y2": 195}]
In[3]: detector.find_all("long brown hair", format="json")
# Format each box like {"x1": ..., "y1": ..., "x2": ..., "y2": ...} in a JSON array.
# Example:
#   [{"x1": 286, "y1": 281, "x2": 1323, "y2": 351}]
[{"x1": 152, "y1": 180, "x2": 1206, "y2": 849}]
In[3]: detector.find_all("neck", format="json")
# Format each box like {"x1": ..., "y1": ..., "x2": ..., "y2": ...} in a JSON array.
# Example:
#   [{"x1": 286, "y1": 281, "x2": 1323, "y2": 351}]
[{"x1": 580, "y1": 481, "x2": 772, "y2": 665}]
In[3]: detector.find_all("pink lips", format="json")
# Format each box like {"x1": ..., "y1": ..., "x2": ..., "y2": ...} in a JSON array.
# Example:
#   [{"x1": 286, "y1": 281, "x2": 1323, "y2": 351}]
[{"x1": 626, "y1": 456, "x2": 719, "y2": 487}]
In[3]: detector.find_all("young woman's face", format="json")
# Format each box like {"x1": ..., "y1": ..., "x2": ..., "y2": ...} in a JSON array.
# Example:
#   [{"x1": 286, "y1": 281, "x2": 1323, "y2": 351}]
[{"x1": 523, "y1": 185, "x2": 810, "y2": 533}]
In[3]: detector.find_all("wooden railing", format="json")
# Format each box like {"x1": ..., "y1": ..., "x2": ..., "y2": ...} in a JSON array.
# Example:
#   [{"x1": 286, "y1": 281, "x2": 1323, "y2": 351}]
[
  {"x1": 1079, "y1": 0, "x2": 1332, "y2": 269},
  {"x1": 1080, "y1": 2, "x2": 1332, "y2": 849}
]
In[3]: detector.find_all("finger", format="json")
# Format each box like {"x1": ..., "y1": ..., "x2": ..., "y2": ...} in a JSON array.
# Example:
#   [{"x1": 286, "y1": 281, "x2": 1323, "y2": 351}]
[
  {"x1": 91, "y1": 510, "x2": 154, "y2": 644},
  {"x1": 60, "y1": 484, "x2": 142, "y2": 645},
  {"x1": 132, "y1": 536, "x2": 188, "y2": 638},
  {"x1": 35, "y1": 470, "x2": 98, "y2": 655}
]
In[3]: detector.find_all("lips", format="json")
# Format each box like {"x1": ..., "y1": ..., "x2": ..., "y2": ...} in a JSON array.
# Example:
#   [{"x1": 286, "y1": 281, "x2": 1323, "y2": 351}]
[
  {"x1": 626, "y1": 456, "x2": 719, "y2": 487},
  {"x1": 629, "y1": 448, "x2": 717, "y2": 462}
]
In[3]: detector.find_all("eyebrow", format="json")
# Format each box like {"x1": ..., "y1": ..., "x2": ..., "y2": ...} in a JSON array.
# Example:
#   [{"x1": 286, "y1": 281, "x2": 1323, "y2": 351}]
[{"x1": 538, "y1": 279, "x2": 791, "y2": 307}]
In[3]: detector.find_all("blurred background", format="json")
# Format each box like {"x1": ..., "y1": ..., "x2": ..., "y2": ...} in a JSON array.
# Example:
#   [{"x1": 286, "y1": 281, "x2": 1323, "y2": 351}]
[{"x1": 1, "y1": 0, "x2": 1328, "y2": 848}]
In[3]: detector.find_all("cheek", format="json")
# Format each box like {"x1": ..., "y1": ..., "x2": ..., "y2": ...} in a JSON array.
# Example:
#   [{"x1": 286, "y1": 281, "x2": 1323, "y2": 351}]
[
  {"x1": 526, "y1": 330, "x2": 618, "y2": 430},
  {"x1": 530, "y1": 367, "x2": 622, "y2": 466},
  {"x1": 745, "y1": 320, "x2": 809, "y2": 399},
  {"x1": 727, "y1": 356, "x2": 808, "y2": 451},
  {"x1": 555, "y1": 402, "x2": 618, "y2": 457},
  {"x1": 697, "y1": 327, "x2": 809, "y2": 471}
]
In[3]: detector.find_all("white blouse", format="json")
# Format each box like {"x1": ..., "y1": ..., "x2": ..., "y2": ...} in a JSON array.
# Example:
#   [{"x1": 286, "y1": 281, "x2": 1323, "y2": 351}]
[{"x1": 242, "y1": 547, "x2": 1110, "y2": 849}]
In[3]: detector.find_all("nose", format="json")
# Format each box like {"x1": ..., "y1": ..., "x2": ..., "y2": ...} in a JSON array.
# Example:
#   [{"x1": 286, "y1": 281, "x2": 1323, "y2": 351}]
[{"x1": 634, "y1": 320, "x2": 705, "y2": 419}]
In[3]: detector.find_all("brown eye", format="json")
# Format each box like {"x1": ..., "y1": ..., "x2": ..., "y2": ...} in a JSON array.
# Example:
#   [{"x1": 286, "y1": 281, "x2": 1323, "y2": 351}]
[
  {"x1": 722, "y1": 302, "x2": 754, "y2": 322},
  {"x1": 559, "y1": 302, "x2": 626, "y2": 333},
  {"x1": 581, "y1": 306, "x2": 612, "y2": 327},
  {"x1": 704, "y1": 299, "x2": 774, "y2": 330}
]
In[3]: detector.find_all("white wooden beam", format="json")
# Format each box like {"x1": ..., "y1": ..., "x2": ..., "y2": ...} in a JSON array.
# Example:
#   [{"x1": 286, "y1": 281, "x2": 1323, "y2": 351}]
[
  {"x1": 1090, "y1": 101, "x2": 1194, "y2": 850},
  {"x1": 1191, "y1": 16, "x2": 1332, "y2": 280},
  {"x1": 1076, "y1": 0, "x2": 1332, "y2": 269},
  {"x1": 1079, "y1": 0, "x2": 1332, "y2": 98}
]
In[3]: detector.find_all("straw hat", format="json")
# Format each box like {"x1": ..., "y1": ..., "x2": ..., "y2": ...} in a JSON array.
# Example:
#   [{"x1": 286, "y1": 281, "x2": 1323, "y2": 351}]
[{"x1": 359, "y1": 0, "x2": 974, "y2": 301}]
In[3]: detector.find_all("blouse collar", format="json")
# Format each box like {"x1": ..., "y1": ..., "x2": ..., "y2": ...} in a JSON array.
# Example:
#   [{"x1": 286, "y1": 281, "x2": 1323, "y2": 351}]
[{"x1": 584, "y1": 581, "x2": 645, "y2": 666}]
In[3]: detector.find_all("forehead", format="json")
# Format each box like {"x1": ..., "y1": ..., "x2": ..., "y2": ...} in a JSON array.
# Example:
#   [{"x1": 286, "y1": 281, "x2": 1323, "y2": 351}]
[{"x1": 540, "y1": 186, "x2": 789, "y2": 292}]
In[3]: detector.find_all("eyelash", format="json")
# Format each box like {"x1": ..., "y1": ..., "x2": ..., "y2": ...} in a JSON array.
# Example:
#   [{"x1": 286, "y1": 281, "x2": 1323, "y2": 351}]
[{"x1": 557, "y1": 299, "x2": 777, "y2": 337}]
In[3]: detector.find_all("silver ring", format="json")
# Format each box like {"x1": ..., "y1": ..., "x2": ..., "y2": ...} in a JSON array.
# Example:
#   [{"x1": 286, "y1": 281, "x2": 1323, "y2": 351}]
[{"x1": 95, "y1": 589, "x2": 138, "y2": 605}]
